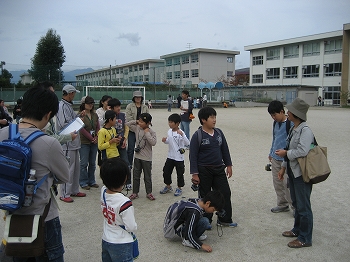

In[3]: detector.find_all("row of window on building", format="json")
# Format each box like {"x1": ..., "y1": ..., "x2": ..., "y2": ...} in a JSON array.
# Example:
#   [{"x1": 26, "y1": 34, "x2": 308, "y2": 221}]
[
  {"x1": 252, "y1": 39, "x2": 342, "y2": 65},
  {"x1": 252, "y1": 63, "x2": 342, "y2": 83}
]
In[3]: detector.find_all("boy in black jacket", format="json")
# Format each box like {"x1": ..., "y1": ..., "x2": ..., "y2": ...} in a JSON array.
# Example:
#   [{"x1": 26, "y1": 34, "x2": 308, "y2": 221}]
[{"x1": 190, "y1": 107, "x2": 237, "y2": 227}]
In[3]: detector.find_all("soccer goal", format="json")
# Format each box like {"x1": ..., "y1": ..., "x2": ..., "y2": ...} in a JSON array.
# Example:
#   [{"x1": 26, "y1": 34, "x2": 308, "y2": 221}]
[{"x1": 84, "y1": 86, "x2": 146, "y2": 105}]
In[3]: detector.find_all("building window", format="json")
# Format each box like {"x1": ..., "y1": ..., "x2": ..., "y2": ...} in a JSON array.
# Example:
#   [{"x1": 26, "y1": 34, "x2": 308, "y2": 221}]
[
  {"x1": 139, "y1": 75, "x2": 143, "y2": 81},
  {"x1": 129, "y1": 66, "x2": 132, "y2": 72},
  {"x1": 227, "y1": 71, "x2": 233, "y2": 77},
  {"x1": 284, "y1": 45, "x2": 299, "y2": 58},
  {"x1": 145, "y1": 64, "x2": 149, "y2": 70},
  {"x1": 166, "y1": 59, "x2": 172, "y2": 66},
  {"x1": 266, "y1": 68, "x2": 280, "y2": 79},
  {"x1": 266, "y1": 48, "x2": 280, "y2": 60},
  {"x1": 134, "y1": 76, "x2": 138, "y2": 81},
  {"x1": 173, "y1": 57, "x2": 180, "y2": 65},
  {"x1": 191, "y1": 69, "x2": 198, "y2": 78},
  {"x1": 129, "y1": 77, "x2": 132, "y2": 82},
  {"x1": 324, "y1": 86, "x2": 340, "y2": 105},
  {"x1": 283, "y1": 66, "x2": 298, "y2": 78},
  {"x1": 116, "y1": 69, "x2": 119, "y2": 74},
  {"x1": 166, "y1": 72, "x2": 172, "y2": 80},
  {"x1": 191, "y1": 53, "x2": 198, "y2": 63},
  {"x1": 182, "y1": 70, "x2": 189, "y2": 78},
  {"x1": 134, "y1": 65, "x2": 138, "y2": 72},
  {"x1": 174, "y1": 71, "x2": 180, "y2": 79},
  {"x1": 144, "y1": 75, "x2": 149, "y2": 81},
  {"x1": 302, "y1": 65, "x2": 319, "y2": 78},
  {"x1": 303, "y1": 42, "x2": 320, "y2": 56},
  {"x1": 324, "y1": 39, "x2": 342, "y2": 54},
  {"x1": 139, "y1": 65, "x2": 143, "y2": 71},
  {"x1": 227, "y1": 57, "x2": 233, "y2": 63},
  {"x1": 252, "y1": 56, "x2": 263, "y2": 65},
  {"x1": 124, "y1": 69, "x2": 128, "y2": 74},
  {"x1": 182, "y1": 55, "x2": 189, "y2": 64},
  {"x1": 324, "y1": 63, "x2": 342, "y2": 76},
  {"x1": 252, "y1": 74, "x2": 263, "y2": 83}
]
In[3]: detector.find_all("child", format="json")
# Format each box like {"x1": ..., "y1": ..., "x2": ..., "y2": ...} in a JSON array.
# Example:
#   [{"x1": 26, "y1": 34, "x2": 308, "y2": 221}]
[
  {"x1": 190, "y1": 106, "x2": 237, "y2": 227},
  {"x1": 160, "y1": 113, "x2": 190, "y2": 197},
  {"x1": 267, "y1": 100, "x2": 293, "y2": 213},
  {"x1": 100, "y1": 157, "x2": 137, "y2": 262},
  {"x1": 166, "y1": 191, "x2": 225, "y2": 252},
  {"x1": 108, "y1": 98, "x2": 131, "y2": 190},
  {"x1": 98, "y1": 110, "x2": 121, "y2": 161},
  {"x1": 126, "y1": 113, "x2": 157, "y2": 200}
]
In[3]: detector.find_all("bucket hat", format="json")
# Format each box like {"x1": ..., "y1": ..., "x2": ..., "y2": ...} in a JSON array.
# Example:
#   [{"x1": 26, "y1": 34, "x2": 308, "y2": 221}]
[{"x1": 286, "y1": 97, "x2": 309, "y2": 121}]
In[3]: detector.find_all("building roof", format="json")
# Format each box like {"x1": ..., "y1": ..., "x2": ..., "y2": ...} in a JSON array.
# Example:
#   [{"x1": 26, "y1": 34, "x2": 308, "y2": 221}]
[
  {"x1": 160, "y1": 48, "x2": 240, "y2": 59},
  {"x1": 244, "y1": 30, "x2": 343, "y2": 51}
]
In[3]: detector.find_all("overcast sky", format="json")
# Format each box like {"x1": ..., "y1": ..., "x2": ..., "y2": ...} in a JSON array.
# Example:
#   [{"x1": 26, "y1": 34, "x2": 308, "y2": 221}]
[{"x1": 0, "y1": 0, "x2": 349, "y2": 72}]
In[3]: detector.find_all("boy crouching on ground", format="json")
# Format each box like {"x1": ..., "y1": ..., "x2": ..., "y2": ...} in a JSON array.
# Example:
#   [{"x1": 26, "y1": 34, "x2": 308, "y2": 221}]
[{"x1": 164, "y1": 191, "x2": 225, "y2": 252}]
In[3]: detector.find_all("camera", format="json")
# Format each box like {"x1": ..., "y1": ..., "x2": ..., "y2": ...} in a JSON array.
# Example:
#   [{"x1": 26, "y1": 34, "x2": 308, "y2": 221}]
[
  {"x1": 265, "y1": 163, "x2": 271, "y2": 171},
  {"x1": 216, "y1": 209, "x2": 226, "y2": 218},
  {"x1": 178, "y1": 148, "x2": 185, "y2": 154},
  {"x1": 191, "y1": 184, "x2": 199, "y2": 191},
  {"x1": 134, "y1": 146, "x2": 141, "y2": 153}
]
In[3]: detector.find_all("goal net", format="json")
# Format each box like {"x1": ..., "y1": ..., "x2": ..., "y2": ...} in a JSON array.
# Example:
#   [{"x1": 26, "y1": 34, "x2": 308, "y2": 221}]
[{"x1": 84, "y1": 86, "x2": 146, "y2": 105}]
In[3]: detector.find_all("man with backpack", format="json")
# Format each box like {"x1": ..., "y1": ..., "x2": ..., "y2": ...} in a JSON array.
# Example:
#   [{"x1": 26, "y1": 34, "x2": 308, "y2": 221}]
[
  {"x1": 267, "y1": 100, "x2": 294, "y2": 213},
  {"x1": 163, "y1": 191, "x2": 225, "y2": 252},
  {"x1": 0, "y1": 86, "x2": 69, "y2": 260}
]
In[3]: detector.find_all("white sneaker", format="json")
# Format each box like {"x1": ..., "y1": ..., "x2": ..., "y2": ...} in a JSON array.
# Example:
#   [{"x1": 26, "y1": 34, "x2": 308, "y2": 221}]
[
  {"x1": 199, "y1": 234, "x2": 207, "y2": 241},
  {"x1": 182, "y1": 239, "x2": 195, "y2": 249},
  {"x1": 126, "y1": 184, "x2": 132, "y2": 191}
]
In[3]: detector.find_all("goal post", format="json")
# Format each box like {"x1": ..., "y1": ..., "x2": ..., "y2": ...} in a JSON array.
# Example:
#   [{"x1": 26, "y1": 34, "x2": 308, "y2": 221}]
[{"x1": 84, "y1": 86, "x2": 146, "y2": 105}]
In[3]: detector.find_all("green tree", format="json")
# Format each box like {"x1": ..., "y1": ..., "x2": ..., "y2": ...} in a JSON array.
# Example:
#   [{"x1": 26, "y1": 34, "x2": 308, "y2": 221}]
[
  {"x1": 29, "y1": 29, "x2": 65, "y2": 84},
  {"x1": 0, "y1": 69, "x2": 13, "y2": 89}
]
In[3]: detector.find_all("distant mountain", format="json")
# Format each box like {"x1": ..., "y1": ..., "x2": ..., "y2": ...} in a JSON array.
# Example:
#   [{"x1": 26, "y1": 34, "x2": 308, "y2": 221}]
[{"x1": 9, "y1": 68, "x2": 94, "y2": 83}]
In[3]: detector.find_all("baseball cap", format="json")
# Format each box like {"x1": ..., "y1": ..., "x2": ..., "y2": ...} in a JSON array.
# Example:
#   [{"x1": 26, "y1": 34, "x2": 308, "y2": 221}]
[
  {"x1": 81, "y1": 96, "x2": 95, "y2": 104},
  {"x1": 139, "y1": 113, "x2": 152, "y2": 126},
  {"x1": 63, "y1": 84, "x2": 80, "y2": 94}
]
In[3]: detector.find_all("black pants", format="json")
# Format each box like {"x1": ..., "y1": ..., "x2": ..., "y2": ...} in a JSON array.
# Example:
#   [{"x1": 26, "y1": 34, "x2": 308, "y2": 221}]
[
  {"x1": 162, "y1": 158, "x2": 185, "y2": 187},
  {"x1": 198, "y1": 165, "x2": 233, "y2": 223}
]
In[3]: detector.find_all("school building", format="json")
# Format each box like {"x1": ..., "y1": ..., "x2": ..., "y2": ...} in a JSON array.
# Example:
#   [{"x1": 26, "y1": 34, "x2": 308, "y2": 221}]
[
  {"x1": 75, "y1": 48, "x2": 239, "y2": 89},
  {"x1": 244, "y1": 23, "x2": 350, "y2": 106}
]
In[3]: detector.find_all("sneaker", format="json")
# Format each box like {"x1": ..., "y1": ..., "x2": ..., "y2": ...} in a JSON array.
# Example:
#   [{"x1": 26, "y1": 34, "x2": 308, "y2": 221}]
[
  {"x1": 217, "y1": 220, "x2": 238, "y2": 228},
  {"x1": 146, "y1": 193, "x2": 156, "y2": 200},
  {"x1": 71, "y1": 192, "x2": 86, "y2": 197},
  {"x1": 89, "y1": 184, "x2": 99, "y2": 188},
  {"x1": 60, "y1": 197, "x2": 74, "y2": 203},
  {"x1": 174, "y1": 188, "x2": 182, "y2": 196},
  {"x1": 81, "y1": 186, "x2": 90, "y2": 190},
  {"x1": 199, "y1": 234, "x2": 207, "y2": 241},
  {"x1": 271, "y1": 206, "x2": 290, "y2": 213},
  {"x1": 126, "y1": 184, "x2": 132, "y2": 191},
  {"x1": 129, "y1": 193, "x2": 139, "y2": 200},
  {"x1": 182, "y1": 239, "x2": 195, "y2": 249},
  {"x1": 160, "y1": 186, "x2": 172, "y2": 194}
]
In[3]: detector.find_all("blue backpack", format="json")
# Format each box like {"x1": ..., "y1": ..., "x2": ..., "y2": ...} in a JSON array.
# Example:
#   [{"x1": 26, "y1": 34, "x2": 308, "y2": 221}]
[{"x1": 0, "y1": 124, "x2": 46, "y2": 212}]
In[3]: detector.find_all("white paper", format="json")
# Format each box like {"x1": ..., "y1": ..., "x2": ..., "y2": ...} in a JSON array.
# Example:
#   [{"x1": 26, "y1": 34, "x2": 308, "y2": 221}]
[
  {"x1": 59, "y1": 117, "x2": 85, "y2": 135},
  {"x1": 181, "y1": 100, "x2": 188, "y2": 110}
]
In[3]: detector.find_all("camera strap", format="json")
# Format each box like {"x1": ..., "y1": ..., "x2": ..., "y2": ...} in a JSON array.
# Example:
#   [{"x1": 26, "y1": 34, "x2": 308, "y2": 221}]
[
  {"x1": 172, "y1": 132, "x2": 182, "y2": 151},
  {"x1": 136, "y1": 130, "x2": 146, "y2": 149}
]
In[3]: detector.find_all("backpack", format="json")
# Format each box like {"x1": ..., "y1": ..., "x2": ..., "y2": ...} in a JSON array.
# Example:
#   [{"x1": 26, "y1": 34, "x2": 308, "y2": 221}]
[
  {"x1": 163, "y1": 199, "x2": 201, "y2": 240},
  {"x1": 0, "y1": 124, "x2": 46, "y2": 212},
  {"x1": 273, "y1": 119, "x2": 291, "y2": 136}
]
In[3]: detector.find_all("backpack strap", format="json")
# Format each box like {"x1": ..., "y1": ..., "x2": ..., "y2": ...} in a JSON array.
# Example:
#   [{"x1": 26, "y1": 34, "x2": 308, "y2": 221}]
[
  {"x1": 24, "y1": 130, "x2": 46, "y2": 145},
  {"x1": 8, "y1": 123, "x2": 21, "y2": 140}
]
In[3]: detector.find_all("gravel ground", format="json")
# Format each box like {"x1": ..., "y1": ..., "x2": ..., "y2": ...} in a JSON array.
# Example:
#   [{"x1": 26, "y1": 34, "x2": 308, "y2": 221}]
[{"x1": 1, "y1": 106, "x2": 350, "y2": 262}]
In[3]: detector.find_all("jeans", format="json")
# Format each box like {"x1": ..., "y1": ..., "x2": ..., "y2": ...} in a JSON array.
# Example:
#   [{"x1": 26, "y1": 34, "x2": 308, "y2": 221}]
[
  {"x1": 13, "y1": 217, "x2": 65, "y2": 262},
  {"x1": 127, "y1": 131, "x2": 136, "y2": 168},
  {"x1": 288, "y1": 172, "x2": 313, "y2": 244},
  {"x1": 79, "y1": 143, "x2": 98, "y2": 187},
  {"x1": 180, "y1": 121, "x2": 190, "y2": 141},
  {"x1": 118, "y1": 146, "x2": 131, "y2": 184},
  {"x1": 102, "y1": 240, "x2": 133, "y2": 262},
  {"x1": 167, "y1": 104, "x2": 172, "y2": 112}
]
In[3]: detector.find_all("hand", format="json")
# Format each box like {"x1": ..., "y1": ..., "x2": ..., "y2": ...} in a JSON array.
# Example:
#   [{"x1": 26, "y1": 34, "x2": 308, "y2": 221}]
[
  {"x1": 278, "y1": 167, "x2": 286, "y2": 180},
  {"x1": 79, "y1": 110, "x2": 86, "y2": 118},
  {"x1": 121, "y1": 139, "x2": 127, "y2": 148},
  {"x1": 226, "y1": 166, "x2": 233, "y2": 179},
  {"x1": 275, "y1": 149, "x2": 287, "y2": 157},
  {"x1": 268, "y1": 155, "x2": 272, "y2": 161},
  {"x1": 144, "y1": 127, "x2": 149, "y2": 133},
  {"x1": 201, "y1": 244, "x2": 212, "y2": 253},
  {"x1": 191, "y1": 174, "x2": 200, "y2": 185},
  {"x1": 92, "y1": 137, "x2": 98, "y2": 144},
  {"x1": 70, "y1": 132, "x2": 78, "y2": 141}
]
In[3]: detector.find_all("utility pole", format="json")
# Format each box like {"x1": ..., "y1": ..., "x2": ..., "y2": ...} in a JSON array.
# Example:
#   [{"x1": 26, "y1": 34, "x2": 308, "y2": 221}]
[
  {"x1": 0, "y1": 61, "x2": 5, "y2": 76},
  {"x1": 186, "y1": 43, "x2": 192, "y2": 50}
]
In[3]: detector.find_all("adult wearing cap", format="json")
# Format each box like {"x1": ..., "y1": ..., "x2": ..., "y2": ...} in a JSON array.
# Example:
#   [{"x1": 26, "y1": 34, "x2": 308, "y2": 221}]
[
  {"x1": 79, "y1": 96, "x2": 100, "y2": 190},
  {"x1": 125, "y1": 90, "x2": 149, "y2": 170},
  {"x1": 275, "y1": 98, "x2": 315, "y2": 248},
  {"x1": 56, "y1": 85, "x2": 86, "y2": 203}
]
